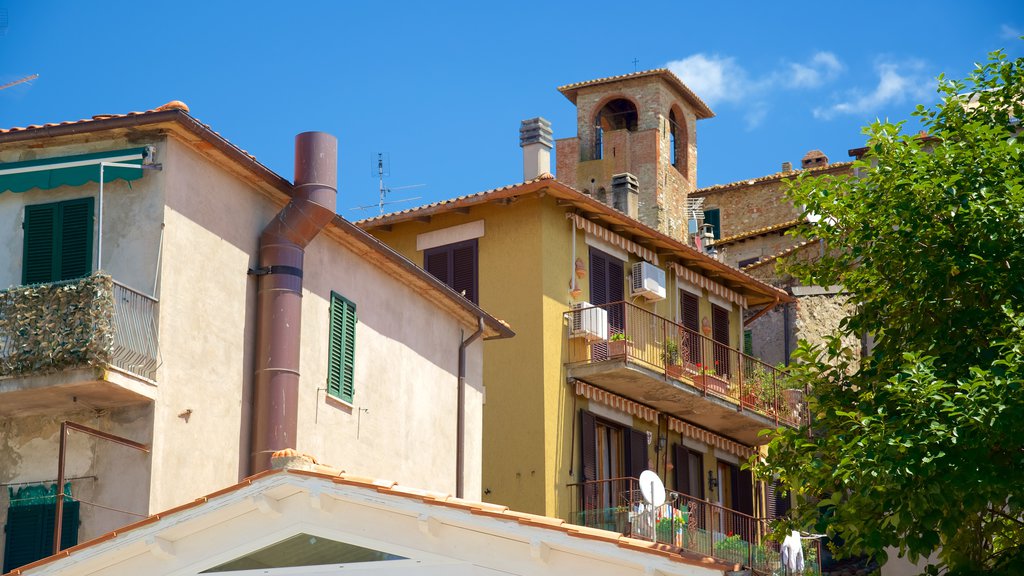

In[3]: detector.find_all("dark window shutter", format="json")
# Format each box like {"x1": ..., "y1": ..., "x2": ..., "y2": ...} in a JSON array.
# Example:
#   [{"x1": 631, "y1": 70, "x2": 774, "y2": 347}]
[
  {"x1": 424, "y1": 249, "x2": 449, "y2": 285},
  {"x1": 58, "y1": 197, "x2": 94, "y2": 280},
  {"x1": 681, "y1": 292, "x2": 701, "y2": 364},
  {"x1": 589, "y1": 250, "x2": 608, "y2": 305},
  {"x1": 736, "y1": 468, "x2": 754, "y2": 516},
  {"x1": 744, "y1": 329, "x2": 753, "y2": 356},
  {"x1": 626, "y1": 428, "x2": 647, "y2": 478},
  {"x1": 774, "y1": 480, "x2": 792, "y2": 518},
  {"x1": 3, "y1": 501, "x2": 79, "y2": 573},
  {"x1": 674, "y1": 444, "x2": 688, "y2": 494},
  {"x1": 328, "y1": 292, "x2": 357, "y2": 402},
  {"x1": 712, "y1": 304, "x2": 731, "y2": 377},
  {"x1": 450, "y1": 242, "x2": 477, "y2": 304},
  {"x1": 423, "y1": 240, "x2": 478, "y2": 305},
  {"x1": 704, "y1": 209, "x2": 721, "y2": 239},
  {"x1": 608, "y1": 258, "x2": 624, "y2": 302},
  {"x1": 22, "y1": 203, "x2": 57, "y2": 284},
  {"x1": 22, "y1": 198, "x2": 93, "y2": 285},
  {"x1": 579, "y1": 411, "x2": 597, "y2": 510}
]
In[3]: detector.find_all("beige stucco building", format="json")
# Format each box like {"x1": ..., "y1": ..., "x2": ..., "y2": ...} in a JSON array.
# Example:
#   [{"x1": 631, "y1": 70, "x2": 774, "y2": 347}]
[{"x1": 0, "y1": 102, "x2": 511, "y2": 572}]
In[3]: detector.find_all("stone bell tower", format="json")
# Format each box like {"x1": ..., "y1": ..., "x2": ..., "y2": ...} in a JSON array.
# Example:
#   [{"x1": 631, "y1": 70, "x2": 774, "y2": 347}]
[{"x1": 554, "y1": 69, "x2": 714, "y2": 242}]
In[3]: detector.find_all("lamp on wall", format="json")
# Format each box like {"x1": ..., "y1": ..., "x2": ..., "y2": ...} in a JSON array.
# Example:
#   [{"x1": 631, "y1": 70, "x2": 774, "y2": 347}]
[
  {"x1": 655, "y1": 434, "x2": 667, "y2": 453},
  {"x1": 707, "y1": 470, "x2": 719, "y2": 492}
]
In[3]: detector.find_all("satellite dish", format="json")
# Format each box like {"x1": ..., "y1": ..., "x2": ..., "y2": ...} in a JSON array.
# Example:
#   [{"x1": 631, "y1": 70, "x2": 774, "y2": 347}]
[{"x1": 638, "y1": 470, "x2": 666, "y2": 507}]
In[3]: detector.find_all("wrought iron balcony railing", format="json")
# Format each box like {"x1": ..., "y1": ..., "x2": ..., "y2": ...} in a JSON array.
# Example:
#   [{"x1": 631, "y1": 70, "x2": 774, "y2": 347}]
[
  {"x1": 565, "y1": 301, "x2": 808, "y2": 428},
  {"x1": 567, "y1": 476, "x2": 822, "y2": 574}
]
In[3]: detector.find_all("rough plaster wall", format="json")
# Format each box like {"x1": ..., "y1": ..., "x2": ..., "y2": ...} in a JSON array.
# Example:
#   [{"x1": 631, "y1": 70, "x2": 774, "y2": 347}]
[
  {"x1": 719, "y1": 233, "x2": 798, "y2": 269},
  {"x1": 0, "y1": 405, "x2": 153, "y2": 560},
  {"x1": 795, "y1": 294, "x2": 858, "y2": 356},
  {"x1": 747, "y1": 304, "x2": 792, "y2": 368}
]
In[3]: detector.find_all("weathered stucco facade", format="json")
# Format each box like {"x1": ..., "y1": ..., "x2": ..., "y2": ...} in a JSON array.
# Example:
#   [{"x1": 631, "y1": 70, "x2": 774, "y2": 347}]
[{"x1": 0, "y1": 107, "x2": 505, "y2": 567}]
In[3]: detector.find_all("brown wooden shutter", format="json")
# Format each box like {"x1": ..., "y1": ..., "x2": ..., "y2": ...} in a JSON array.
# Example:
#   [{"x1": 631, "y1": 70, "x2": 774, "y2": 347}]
[
  {"x1": 681, "y1": 292, "x2": 700, "y2": 364},
  {"x1": 674, "y1": 444, "x2": 688, "y2": 494},
  {"x1": 736, "y1": 468, "x2": 754, "y2": 516},
  {"x1": 424, "y1": 249, "x2": 448, "y2": 285},
  {"x1": 712, "y1": 304, "x2": 731, "y2": 377},
  {"x1": 589, "y1": 249, "x2": 608, "y2": 305},
  {"x1": 626, "y1": 428, "x2": 647, "y2": 478},
  {"x1": 580, "y1": 411, "x2": 597, "y2": 483},
  {"x1": 451, "y1": 241, "x2": 477, "y2": 304}
]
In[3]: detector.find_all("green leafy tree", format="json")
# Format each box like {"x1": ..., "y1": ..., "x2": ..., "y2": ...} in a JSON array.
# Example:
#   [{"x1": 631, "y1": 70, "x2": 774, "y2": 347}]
[{"x1": 757, "y1": 50, "x2": 1024, "y2": 575}]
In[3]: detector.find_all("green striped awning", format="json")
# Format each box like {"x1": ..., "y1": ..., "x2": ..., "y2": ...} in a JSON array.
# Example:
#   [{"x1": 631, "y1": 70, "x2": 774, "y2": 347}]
[{"x1": 0, "y1": 147, "x2": 150, "y2": 193}]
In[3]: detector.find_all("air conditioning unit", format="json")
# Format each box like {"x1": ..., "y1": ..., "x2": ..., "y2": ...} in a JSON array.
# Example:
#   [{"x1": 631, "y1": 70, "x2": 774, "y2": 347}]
[
  {"x1": 631, "y1": 261, "x2": 666, "y2": 301},
  {"x1": 570, "y1": 302, "x2": 608, "y2": 341}
]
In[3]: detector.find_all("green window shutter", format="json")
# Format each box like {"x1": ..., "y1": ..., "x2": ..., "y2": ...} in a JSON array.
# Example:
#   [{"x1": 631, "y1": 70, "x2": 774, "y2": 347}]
[
  {"x1": 3, "y1": 501, "x2": 79, "y2": 573},
  {"x1": 704, "y1": 209, "x2": 721, "y2": 240},
  {"x1": 57, "y1": 197, "x2": 94, "y2": 280},
  {"x1": 22, "y1": 203, "x2": 58, "y2": 284},
  {"x1": 744, "y1": 329, "x2": 753, "y2": 356},
  {"x1": 328, "y1": 292, "x2": 357, "y2": 403},
  {"x1": 22, "y1": 197, "x2": 94, "y2": 285}
]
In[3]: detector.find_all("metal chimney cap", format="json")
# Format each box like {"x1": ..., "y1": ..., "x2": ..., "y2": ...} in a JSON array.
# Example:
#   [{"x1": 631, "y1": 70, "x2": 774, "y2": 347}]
[{"x1": 520, "y1": 117, "x2": 553, "y2": 148}]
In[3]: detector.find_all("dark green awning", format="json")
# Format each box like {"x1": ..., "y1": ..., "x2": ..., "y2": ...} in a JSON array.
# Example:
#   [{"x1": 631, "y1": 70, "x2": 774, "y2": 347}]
[{"x1": 0, "y1": 147, "x2": 150, "y2": 193}]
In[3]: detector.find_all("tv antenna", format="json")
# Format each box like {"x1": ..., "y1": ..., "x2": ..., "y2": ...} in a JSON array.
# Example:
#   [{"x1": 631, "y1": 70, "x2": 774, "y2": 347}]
[
  {"x1": 350, "y1": 153, "x2": 424, "y2": 215},
  {"x1": 0, "y1": 74, "x2": 39, "y2": 92}
]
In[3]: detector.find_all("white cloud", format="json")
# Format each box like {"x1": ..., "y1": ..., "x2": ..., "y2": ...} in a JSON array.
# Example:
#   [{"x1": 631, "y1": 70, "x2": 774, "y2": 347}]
[
  {"x1": 665, "y1": 54, "x2": 752, "y2": 105},
  {"x1": 1001, "y1": 24, "x2": 1021, "y2": 39},
  {"x1": 813, "y1": 60, "x2": 934, "y2": 120},
  {"x1": 665, "y1": 51, "x2": 844, "y2": 114},
  {"x1": 783, "y1": 52, "x2": 844, "y2": 88}
]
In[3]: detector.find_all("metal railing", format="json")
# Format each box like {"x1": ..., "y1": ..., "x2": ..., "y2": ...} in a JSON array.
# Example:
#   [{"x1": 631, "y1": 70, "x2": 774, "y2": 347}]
[
  {"x1": 565, "y1": 301, "x2": 808, "y2": 428},
  {"x1": 0, "y1": 274, "x2": 158, "y2": 381},
  {"x1": 111, "y1": 280, "x2": 159, "y2": 380},
  {"x1": 568, "y1": 477, "x2": 822, "y2": 574}
]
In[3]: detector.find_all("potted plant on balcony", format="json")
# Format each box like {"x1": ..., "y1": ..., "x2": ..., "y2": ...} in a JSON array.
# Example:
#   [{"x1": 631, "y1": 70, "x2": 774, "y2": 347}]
[
  {"x1": 607, "y1": 332, "x2": 632, "y2": 357},
  {"x1": 663, "y1": 338, "x2": 683, "y2": 378}
]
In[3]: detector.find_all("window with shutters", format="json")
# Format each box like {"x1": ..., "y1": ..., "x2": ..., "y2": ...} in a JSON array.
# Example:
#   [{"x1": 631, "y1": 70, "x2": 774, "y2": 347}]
[
  {"x1": 680, "y1": 290, "x2": 701, "y2": 364},
  {"x1": 327, "y1": 292, "x2": 357, "y2": 403},
  {"x1": 22, "y1": 197, "x2": 94, "y2": 285},
  {"x1": 423, "y1": 239, "x2": 478, "y2": 305},
  {"x1": 711, "y1": 304, "x2": 731, "y2": 377},
  {"x1": 703, "y1": 209, "x2": 721, "y2": 240},
  {"x1": 3, "y1": 500, "x2": 79, "y2": 573},
  {"x1": 579, "y1": 410, "x2": 648, "y2": 512},
  {"x1": 589, "y1": 248, "x2": 625, "y2": 332}
]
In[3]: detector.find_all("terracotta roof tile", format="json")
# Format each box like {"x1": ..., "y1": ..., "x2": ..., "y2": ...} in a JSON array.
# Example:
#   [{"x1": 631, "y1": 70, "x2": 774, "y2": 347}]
[
  {"x1": 712, "y1": 219, "x2": 802, "y2": 246},
  {"x1": 693, "y1": 161, "x2": 853, "y2": 196},
  {"x1": 743, "y1": 239, "x2": 819, "y2": 271}
]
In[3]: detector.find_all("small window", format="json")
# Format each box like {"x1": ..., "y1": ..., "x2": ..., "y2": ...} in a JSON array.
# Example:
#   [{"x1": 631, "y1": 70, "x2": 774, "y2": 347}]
[
  {"x1": 23, "y1": 197, "x2": 94, "y2": 285},
  {"x1": 424, "y1": 239, "x2": 478, "y2": 304},
  {"x1": 328, "y1": 292, "x2": 357, "y2": 403},
  {"x1": 703, "y1": 209, "x2": 721, "y2": 240}
]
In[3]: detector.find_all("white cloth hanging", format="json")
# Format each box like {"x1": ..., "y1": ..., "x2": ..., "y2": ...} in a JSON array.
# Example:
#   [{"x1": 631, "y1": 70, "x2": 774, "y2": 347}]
[{"x1": 780, "y1": 530, "x2": 804, "y2": 572}]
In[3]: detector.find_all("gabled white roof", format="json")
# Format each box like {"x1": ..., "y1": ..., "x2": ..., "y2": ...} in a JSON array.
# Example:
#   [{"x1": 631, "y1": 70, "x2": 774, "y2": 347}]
[{"x1": 11, "y1": 469, "x2": 730, "y2": 576}]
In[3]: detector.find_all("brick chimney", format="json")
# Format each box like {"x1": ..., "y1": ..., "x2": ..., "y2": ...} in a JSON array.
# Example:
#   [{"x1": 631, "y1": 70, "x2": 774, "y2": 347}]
[
  {"x1": 801, "y1": 150, "x2": 829, "y2": 169},
  {"x1": 519, "y1": 117, "x2": 553, "y2": 181},
  {"x1": 611, "y1": 172, "x2": 639, "y2": 218},
  {"x1": 781, "y1": 161, "x2": 793, "y2": 172}
]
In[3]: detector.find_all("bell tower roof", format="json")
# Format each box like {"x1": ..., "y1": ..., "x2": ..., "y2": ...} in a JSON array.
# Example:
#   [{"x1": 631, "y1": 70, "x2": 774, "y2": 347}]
[{"x1": 557, "y1": 69, "x2": 715, "y2": 119}]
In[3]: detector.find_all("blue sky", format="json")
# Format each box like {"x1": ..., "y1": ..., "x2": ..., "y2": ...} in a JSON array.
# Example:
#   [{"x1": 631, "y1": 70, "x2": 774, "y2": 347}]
[{"x1": 1, "y1": 1, "x2": 1020, "y2": 216}]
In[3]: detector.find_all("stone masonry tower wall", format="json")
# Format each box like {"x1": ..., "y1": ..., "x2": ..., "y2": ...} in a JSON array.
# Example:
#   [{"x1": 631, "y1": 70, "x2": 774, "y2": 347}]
[{"x1": 554, "y1": 70, "x2": 713, "y2": 242}]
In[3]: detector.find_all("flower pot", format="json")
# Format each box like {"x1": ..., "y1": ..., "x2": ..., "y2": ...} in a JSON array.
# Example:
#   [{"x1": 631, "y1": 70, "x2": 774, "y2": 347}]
[
  {"x1": 608, "y1": 340, "x2": 631, "y2": 357},
  {"x1": 666, "y1": 364, "x2": 684, "y2": 379}
]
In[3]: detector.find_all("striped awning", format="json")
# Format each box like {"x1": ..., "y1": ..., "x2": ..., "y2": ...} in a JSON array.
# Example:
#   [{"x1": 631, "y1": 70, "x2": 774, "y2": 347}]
[
  {"x1": 566, "y1": 213, "x2": 658, "y2": 265},
  {"x1": 574, "y1": 380, "x2": 659, "y2": 424},
  {"x1": 671, "y1": 263, "x2": 747, "y2": 308},
  {"x1": 668, "y1": 417, "x2": 756, "y2": 459}
]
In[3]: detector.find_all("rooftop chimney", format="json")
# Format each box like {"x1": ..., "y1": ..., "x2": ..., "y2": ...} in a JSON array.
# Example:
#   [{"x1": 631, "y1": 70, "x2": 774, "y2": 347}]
[
  {"x1": 781, "y1": 161, "x2": 793, "y2": 172},
  {"x1": 520, "y1": 117, "x2": 553, "y2": 181},
  {"x1": 801, "y1": 149, "x2": 829, "y2": 169},
  {"x1": 611, "y1": 172, "x2": 639, "y2": 218}
]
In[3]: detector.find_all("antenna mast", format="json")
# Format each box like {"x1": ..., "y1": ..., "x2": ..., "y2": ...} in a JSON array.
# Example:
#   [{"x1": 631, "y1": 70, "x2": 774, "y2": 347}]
[{"x1": 0, "y1": 74, "x2": 39, "y2": 92}]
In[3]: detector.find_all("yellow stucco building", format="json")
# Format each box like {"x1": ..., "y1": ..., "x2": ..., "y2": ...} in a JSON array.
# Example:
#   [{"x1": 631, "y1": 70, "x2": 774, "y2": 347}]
[{"x1": 356, "y1": 70, "x2": 814, "y2": 571}]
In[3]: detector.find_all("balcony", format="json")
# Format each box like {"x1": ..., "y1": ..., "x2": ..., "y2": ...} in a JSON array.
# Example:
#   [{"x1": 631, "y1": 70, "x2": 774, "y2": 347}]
[
  {"x1": 0, "y1": 273, "x2": 159, "y2": 416},
  {"x1": 568, "y1": 477, "x2": 822, "y2": 574},
  {"x1": 565, "y1": 302, "x2": 807, "y2": 444}
]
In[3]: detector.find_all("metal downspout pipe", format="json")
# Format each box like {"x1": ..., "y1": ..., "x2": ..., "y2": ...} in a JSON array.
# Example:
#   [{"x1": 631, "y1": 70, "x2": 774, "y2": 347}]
[
  {"x1": 250, "y1": 132, "x2": 337, "y2": 473},
  {"x1": 457, "y1": 317, "x2": 485, "y2": 498}
]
